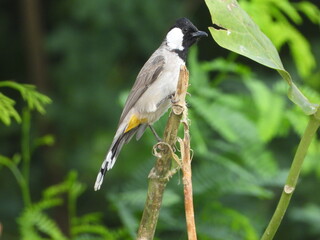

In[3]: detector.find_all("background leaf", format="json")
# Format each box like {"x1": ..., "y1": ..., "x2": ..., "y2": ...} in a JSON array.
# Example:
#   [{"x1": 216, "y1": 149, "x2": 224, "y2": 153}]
[{"x1": 204, "y1": 0, "x2": 319, "y2": 115}]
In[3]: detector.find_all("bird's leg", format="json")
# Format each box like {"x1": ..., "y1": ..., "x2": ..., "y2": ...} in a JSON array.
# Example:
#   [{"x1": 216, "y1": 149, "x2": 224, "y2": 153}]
[
  {"x1": 169, "y1": 93, "x2": 179, "y2": 104},
  {"x1": 149, "y1": 125, "x2": 162, "y2": 142}
]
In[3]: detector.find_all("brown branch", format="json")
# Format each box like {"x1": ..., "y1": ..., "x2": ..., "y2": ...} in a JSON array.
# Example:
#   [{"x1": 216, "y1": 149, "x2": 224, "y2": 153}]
[
  {"x1": 179, "y1": 117, "x2": 197, "y2": 240},
  {"x1": 137, "y1": 66, "x2": 189, "y2": 240}
]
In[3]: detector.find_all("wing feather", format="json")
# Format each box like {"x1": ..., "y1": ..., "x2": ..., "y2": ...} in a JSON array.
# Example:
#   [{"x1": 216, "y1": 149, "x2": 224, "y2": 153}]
[{"x1": 119, "y1": 52, "x2": 166, "y2": 124}]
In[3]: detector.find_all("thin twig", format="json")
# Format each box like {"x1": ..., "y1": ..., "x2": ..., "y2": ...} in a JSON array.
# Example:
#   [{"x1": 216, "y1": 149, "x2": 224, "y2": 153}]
[
  {"x1": 179, "y1": 117, "x2": 197, "y2": 240},
  {"x1": 137, "y1": 66, "x2": 189, "y2": 240},
  {"x1": 261, "y1": 109, "x2": 320, "y2": 240}
]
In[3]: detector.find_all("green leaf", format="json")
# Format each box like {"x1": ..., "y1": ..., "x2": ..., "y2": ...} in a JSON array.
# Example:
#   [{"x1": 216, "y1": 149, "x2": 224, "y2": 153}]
[
  {"x1": 34, "y1": 134, "x2": 55, "y2": 148},
  {"x1": 193, "y1": 154, "x2": 273, "y2": 198},
  {"x1": 0, "y1": 81, "x2": 52, "y2": 114},
  {"x1": 199, "y1": 202, "x2": 259, "y2": 240},
  {"x1": 71, "y1": 224, "x2": 115, "y2": 239},
  {"x1": 239, "y1": 0, "x2": 318, "y2": 78},
  {"x1": 240, "y1": 0, "x2": 320, "y2": 78},
  {"x1": 19, "y1": 207, "x2": 67, "y2": 240},
  {"x1": 109, "y1": 193, "x2": 138, "y2": 239},
  {"x1": 0, "y1": 154, "x2": 25, "y2": 187},
  {"x1": 74, "y1": 212, "x2": 104, "y2": 225},
  {"x1": 245, "y1": 79, "x2": 285, "y2": 142},
  {"x1": 191, "y1": 96, "x2": 259, "y2": 145},
  {"x1": 204, "y1": 0, "x2": 318, "y2": 115},
  {"x1": 272, "y1": 0, "x2": 302, "y2": 24},
  {"x1": 290, "y1": 204, "x2": 320, "y2": 234},
  {"x1": 43, "y1": 171, "x2": 79, "y2": 199},
  {"x1": 189, "y1": 111, "x2": 208, "y2": 155},
  {"x1": 205, "y1": 0, "x2": 283, "y2": 72},
  {"x1": 287, "y1": 83, "x2": 318, "y2": 115},
  {"x1": 0, "y1": 92, "x2": 21, "y2": 125},
  {"x1": 295, "y1": 1, "x2": 320, "y2": 24}
]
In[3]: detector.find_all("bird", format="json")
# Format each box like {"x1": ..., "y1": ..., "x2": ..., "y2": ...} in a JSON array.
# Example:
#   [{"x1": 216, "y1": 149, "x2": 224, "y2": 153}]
[{"x1": 94, "y1": 17, "x2": 207, "y2": 191}]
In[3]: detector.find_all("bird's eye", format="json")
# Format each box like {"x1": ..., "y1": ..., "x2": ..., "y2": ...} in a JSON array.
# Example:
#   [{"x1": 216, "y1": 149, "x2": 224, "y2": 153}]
[{"x1": 182, "y1": 27, "x2": 188, "y2": 33}]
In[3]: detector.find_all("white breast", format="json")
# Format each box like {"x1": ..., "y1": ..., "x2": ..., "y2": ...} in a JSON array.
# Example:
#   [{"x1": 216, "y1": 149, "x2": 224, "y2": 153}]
[{"x1": 135, "y1": 50, "x2": 185, "y2": 123}]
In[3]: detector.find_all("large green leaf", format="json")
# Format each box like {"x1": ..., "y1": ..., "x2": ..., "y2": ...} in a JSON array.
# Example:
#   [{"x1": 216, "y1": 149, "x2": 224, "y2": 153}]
[{"x1": 204, "y1": 0, "x2": 318, "y2": 115}]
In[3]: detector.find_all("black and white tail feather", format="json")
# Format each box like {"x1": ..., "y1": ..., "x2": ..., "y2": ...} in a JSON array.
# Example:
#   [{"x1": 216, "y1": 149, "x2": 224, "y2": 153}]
[{"x1": 94, "y1": 124, "x2": 147, "y2": 191}]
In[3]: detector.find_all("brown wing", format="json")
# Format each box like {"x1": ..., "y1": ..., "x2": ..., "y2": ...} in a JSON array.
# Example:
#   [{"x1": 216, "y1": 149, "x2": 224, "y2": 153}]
[{"x1": 118, "y1": 53, "x2": 165, "y2": 124}]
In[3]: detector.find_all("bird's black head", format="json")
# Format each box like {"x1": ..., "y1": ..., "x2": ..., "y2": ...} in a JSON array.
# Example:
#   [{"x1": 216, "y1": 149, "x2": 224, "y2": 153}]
[{"x1": 165, "y1": 17, "x2": 207, "y2": 60}]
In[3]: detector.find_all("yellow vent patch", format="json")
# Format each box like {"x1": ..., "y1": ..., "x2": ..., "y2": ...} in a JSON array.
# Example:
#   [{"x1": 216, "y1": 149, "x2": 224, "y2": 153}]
[{"x1": 124, "y1": 115, "x2": 147, "y2": 133}]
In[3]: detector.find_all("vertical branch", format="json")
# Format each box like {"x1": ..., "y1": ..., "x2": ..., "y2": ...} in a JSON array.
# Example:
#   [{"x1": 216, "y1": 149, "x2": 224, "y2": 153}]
[
  {"x1": 261, "y1": 110, "x2": 320, "y2": 240},
  {"x1": 180, "y1": 118, "x2": 197, "y2": 240},
  {"x1": 137, "y1": 66, "x2": 189, "y2": 240}
]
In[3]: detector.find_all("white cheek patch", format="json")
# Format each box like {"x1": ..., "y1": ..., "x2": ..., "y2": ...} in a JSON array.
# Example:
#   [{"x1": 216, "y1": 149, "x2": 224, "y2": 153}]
[{"x1": 166, "y1": 27, "x2": 184, "y2": 51}]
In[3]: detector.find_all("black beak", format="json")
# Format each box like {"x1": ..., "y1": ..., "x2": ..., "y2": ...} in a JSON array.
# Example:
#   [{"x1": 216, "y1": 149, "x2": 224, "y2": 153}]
[{"x1": 191, "y1": 30, "x2": 208, "y2": 38}]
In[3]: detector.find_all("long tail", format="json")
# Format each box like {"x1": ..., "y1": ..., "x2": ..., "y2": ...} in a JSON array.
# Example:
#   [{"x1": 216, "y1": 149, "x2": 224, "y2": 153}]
[{"x1": 94, "y1": 124, "x2": 147, "y2": 191}]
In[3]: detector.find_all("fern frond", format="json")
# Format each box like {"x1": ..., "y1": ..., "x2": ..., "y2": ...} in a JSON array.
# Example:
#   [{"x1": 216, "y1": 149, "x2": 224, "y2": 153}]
[
  {"x1": 109, "y1": 193, "x2": 138, "y2": 239},
  {"x1": 0, "y1": 154, "x2": 25, "y2": 187},
  {"x1": 294, "y1": 1, "x2": 320, "y2": 23},
  {"x1": 290, "y1": 204, "x2": 320, "y2": 231},
  {"x1": 198, "y1": 202, "x2": 259, "y2": 240},
  {"x1": 193, "y1": 153, "x2": 272, "y2": 198},
  {"x1": 245, "y1": 79, "x2": 286, "y2": 142},
  {"x1": 240, "y1": 0, "x2": 319, "y2": 77},
  {"x1": 72, "y1": 224, "x2": 114, "y2": 238},
  {"x1": 43, "y1": 171, "x2": 79, "y2": 199},
  {"x1": 191, "y1": 97, "x2": 259, "y2": 145},
  {"x1": 73, "y1": 212, "x2": 104, "y2": 225},
  {"x1": 19, "y1": 204, "x2": 67, "y2": 240},
  {"x1": 0, "y1": 92, "x2": 21, "y2": 125},
  {"x1": 0, "y1": 81, "x2": 52, "y2": 114}
]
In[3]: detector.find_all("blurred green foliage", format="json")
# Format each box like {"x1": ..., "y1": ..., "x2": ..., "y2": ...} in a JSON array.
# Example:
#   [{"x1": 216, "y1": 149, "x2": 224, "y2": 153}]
[
  {"x1": 206, "y1": 0, "x2": 319, "y2": 116},
  {"x1": 18, "y1": 171, "x2": 130, "y2": 240},
  {"x1": 0, "y1": 88, "x2": 130, "y2": 239},
  {"x1": 0, "y1": 0, "x2": 319, "y2": 239},
  {"x1": 240, "y1": 0, "x2": 319, "y2": 78}
]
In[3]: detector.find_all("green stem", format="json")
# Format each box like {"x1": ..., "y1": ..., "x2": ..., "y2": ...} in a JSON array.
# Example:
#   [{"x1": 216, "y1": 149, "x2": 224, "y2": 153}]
[
  {"x1": 21, "y1": 109, "x2": 32, "y2": 206},
  {"x1": 68, "y1": 180, "x2": 77, "y2": 238},
  {"x1": 20, "y1": 177, "x2": 31, "y2": 207},
  {"x1": 261, "y1": 110, "x2": 320, "y2": 240},
  {"x1": 0, "y1": 155, "x2": 30, "y2": 206}
]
